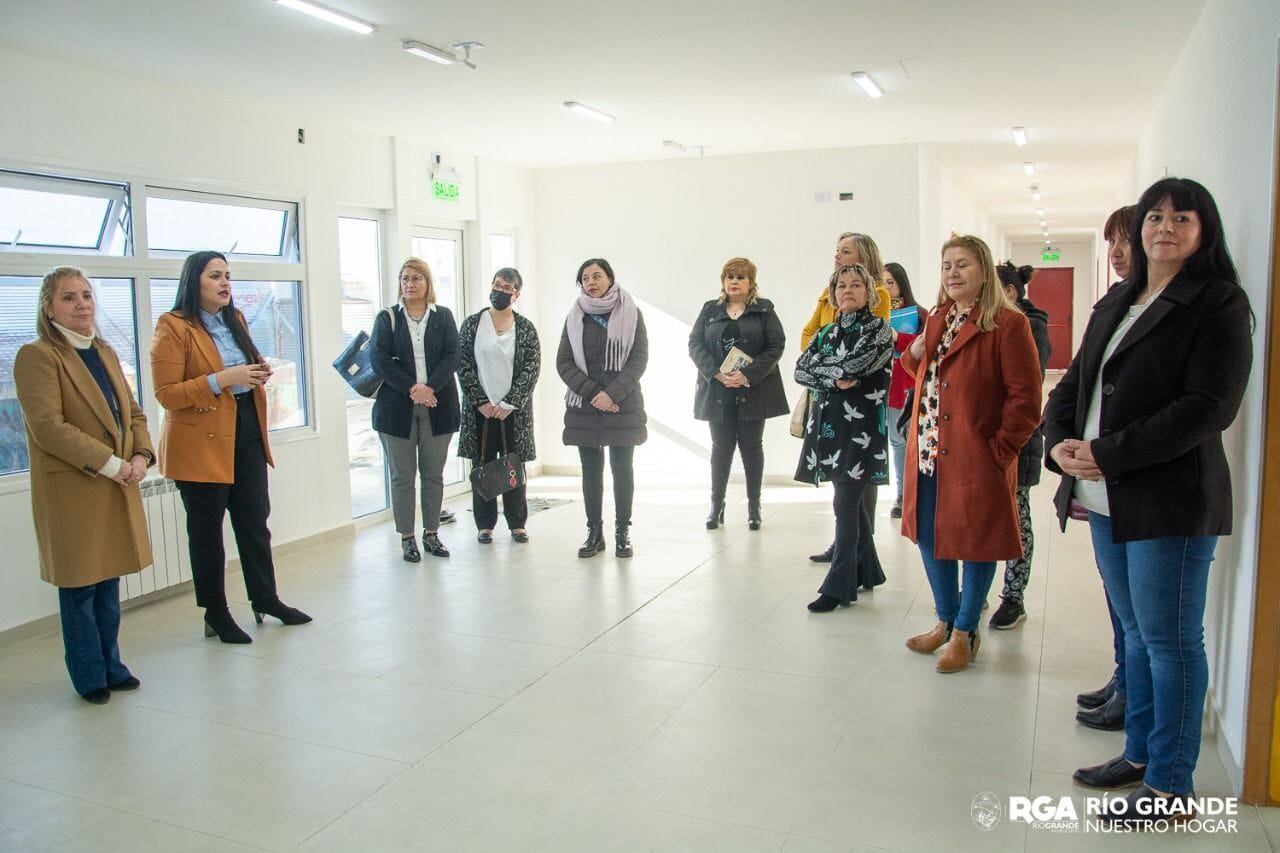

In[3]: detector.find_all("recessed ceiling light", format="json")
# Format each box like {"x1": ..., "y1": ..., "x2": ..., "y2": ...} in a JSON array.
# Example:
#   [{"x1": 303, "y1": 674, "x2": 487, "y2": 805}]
[
  {"x1": 851, "y1": 72, "x2": 883, "y2": 99},
  {"x1": 1031, "y1": 187, "x2": 1041, "y2": 201},
  {"x1": 402, "y1": 40, "x2": 456, "y2": 64},
  {"x1": 1036, "y1": 208, "x2": 1046, "y2": 217},
  {"x1": 275, "y1": 0, "x2": 374, "y2": 34},
  {"x1": 1044, "y1": 239, "x2": 1052, "y2": 245},
  {"x1": 564, "y1": 101, "x2": 615, "y2": 124},
  {"x1": 1012, "y1": 127, "x2": 1028, "y2": 146},
  {"x1": 1023, "y1": 162, "x2": 1036, "y2": 176}
]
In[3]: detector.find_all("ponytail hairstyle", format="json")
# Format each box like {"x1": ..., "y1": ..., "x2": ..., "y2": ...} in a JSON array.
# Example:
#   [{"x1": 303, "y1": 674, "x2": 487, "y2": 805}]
[
  {"x1": 996, "y1": 261, "x2": 1034, "y2": 302},
  {"x1": 172, "y1": 251, "x2": 261, "y2": 362}
]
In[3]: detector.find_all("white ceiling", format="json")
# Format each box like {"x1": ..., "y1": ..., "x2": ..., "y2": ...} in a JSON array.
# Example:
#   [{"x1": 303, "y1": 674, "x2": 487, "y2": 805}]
[{"x1": 1, "y1": 0, "x2": 1208, "y2": 240}]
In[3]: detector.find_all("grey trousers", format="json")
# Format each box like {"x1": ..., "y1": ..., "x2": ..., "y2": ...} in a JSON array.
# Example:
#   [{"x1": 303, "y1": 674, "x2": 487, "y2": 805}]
[{"x1": 380, "y1": 407, "x2": 453, "y2": 536}]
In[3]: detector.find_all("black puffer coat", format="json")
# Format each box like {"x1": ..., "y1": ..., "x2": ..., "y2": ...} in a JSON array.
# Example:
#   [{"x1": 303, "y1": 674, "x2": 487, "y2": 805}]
[
  {"x1": 688, "y1": 298, "x2": 789, "y2": 422},
  {"x1": 1017, "y1": 298, "x2": 1052, "y2": 487},
  {"x1": 556, "y1": 310, "x2": 649, "y2": 447}
]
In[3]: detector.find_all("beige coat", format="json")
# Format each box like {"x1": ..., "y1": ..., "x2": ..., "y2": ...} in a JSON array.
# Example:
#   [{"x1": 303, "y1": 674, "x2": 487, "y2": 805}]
[{"x1": 14, "y1": 338, "x2": 154, "y2": 587}]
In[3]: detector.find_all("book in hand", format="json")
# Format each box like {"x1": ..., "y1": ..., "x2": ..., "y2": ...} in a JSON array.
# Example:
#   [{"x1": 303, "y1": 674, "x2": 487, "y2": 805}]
[
  {"x1": 719, "y1": 346, "x2": 753, "y2": 375},
  {"x1": 890, "y1": 305, "x2": 921, "y2": 335}
]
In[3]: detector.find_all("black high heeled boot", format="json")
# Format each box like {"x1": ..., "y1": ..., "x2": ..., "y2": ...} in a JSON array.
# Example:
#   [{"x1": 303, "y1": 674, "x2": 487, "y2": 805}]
[
  {"x1": 252, "y1": 598, "x2": 312, "y2": 626},
  {"x1": 203, "y1": 608, "x2": 252, "y2": 644},
  {"x1": 578, "y1": 523, "x2": 606, "y2": 558},
  {"x1": 747, "y1": 497, "x2": 762, "y2": 531},
  {"x1": 615, "y1": 522, "x2": 634, "y2": 558},
  {"x1": 705, "y1": 500, "x2": 725, "y2": 529}
]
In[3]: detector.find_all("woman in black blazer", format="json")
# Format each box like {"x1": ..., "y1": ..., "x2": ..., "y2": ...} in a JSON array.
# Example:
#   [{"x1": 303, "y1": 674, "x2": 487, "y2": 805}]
[
  {"x1": 1044, "y1": 178, "x2": 1252, "y2": 824},
  {"x1": 688, "y1": 257, "x2": 788, "y2": 530},
  {"x1": 371, "y1": 257, "x2": 461, "y2": 560}
]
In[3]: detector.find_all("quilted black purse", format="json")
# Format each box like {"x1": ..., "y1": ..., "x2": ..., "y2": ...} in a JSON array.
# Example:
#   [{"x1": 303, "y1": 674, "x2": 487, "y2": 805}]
[
  {"x1": 332, "y1": 308, "x2": 393, "y2": 398},
  {"x1": 469, "y1": 418, "x2": 526, "y2": 501}
]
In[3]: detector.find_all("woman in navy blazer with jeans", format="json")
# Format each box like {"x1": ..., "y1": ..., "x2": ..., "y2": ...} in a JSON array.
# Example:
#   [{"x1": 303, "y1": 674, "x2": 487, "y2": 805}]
[
  {"x1": 1044, "y1": 178, "x2": 1252, "y2": 825},
  {"x1": 371, "y1": 257, "x2": 461, "y2": 561}
]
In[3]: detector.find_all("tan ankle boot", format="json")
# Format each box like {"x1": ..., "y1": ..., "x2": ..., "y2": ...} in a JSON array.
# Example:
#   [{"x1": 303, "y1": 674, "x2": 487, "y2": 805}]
[
  {"x1": 936, "y1": 629, "x2": 980, "y2": 673},
  {"x1": 906, "y1": 621, "x2": 952, "y2": 654}
]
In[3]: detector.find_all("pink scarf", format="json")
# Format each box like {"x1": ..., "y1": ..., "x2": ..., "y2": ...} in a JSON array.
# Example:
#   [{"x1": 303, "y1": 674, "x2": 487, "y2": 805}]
[{"x1": 564, "y1": 284, "x2": 638, "y2": 408}]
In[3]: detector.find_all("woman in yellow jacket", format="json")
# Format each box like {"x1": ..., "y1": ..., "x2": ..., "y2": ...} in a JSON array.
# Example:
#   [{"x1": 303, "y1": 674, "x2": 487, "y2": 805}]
[
  {"x1": 151, "y1": 251, "x2": 309, "y2": 644},
  {"x1": 804, "y1": 232, "x2": 892, "y2": 564},
  {"x1": 14, "y1": 267, "x2": 153, "y2": 703}
]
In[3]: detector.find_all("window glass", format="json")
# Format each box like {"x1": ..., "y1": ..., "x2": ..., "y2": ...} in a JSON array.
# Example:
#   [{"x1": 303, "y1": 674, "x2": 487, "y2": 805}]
[
  {"x1": 151, "y1": 279, "x2": 307, "y2": 430},
  {"x1": 338, "y1": 216, "x2": 387, "y2": 517},
  {"x1": 0, "y1": 171, "x2": 130, "y2": 255},
  {"x1": 146, "y1": 192, "x2": 296, "y2": 260},
  {"x1": 0, "y1": 276, "x2": 138, "y2": 476}
]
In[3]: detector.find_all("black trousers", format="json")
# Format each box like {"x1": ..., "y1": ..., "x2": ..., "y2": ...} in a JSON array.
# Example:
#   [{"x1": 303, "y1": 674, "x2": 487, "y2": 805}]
[
  {"x1": 707, "y1": 416, "x2": 765, "y2": 503},
  {"x1": 579, "y1": 446, "x2": 634, "y2": 527},
  {"x1": 819, "y1": 481, "x2": 886, "y2": 603},
  {"x1": 176, "y1": 392, "x2": 277, "y2": 610},
  {"x1": 472, "y1": 414, "x2": 528, "y2": 531}
]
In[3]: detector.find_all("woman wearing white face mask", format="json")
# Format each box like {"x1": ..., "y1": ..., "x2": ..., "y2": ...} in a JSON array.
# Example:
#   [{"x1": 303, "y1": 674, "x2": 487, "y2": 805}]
[{"x1": 457, "y1": 268, "x2": 541, "y2": 543}]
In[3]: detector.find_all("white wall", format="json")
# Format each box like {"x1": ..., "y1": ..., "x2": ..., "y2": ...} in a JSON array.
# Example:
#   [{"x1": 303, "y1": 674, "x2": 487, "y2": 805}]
[
  {"x1": 531, "y1": 145, "x2": 923, "y2": 480},
  {"x1": 917, "y1": 147, "x2": 998, "y2": 303},
  {"x1": 1132, "y1": 0, "x2": 1280, "y2": 791},
  {"x1": 0, "y1": 48, "x2": 537, "y2": 632},
  {"x1": 1008, "y1": 238, "x2": 1099, "y2": 358}
]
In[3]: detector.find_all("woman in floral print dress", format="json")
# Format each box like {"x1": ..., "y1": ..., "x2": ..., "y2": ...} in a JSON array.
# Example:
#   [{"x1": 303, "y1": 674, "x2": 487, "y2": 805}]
[{"x1": 794, "y1": 264, "x2": 894, "y2": 612}]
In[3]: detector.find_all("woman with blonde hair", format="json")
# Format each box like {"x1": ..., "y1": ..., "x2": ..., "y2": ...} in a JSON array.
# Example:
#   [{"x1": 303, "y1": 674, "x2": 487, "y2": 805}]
[
  {"x1": 688, "y1": 257, "x2": 788, "y2": 530},
  {"x1": 371, "y1": 256, "x2": 462, "y2": 561},
  {"x1": 16, "y1": 267, "x2": 153, "y2": 701},
  {"x1": 899, "y1": 235, "x2": 1043, "y2": 672},
  {"x1": 804, "y1": 232, "x2": 893, "y2": 563}
]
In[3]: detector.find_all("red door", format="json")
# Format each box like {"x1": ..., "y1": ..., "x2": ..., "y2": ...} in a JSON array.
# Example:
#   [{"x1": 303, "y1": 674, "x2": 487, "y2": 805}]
[{"x1": 1027, "y1": 268, "x2": 1073, "y2": 370}]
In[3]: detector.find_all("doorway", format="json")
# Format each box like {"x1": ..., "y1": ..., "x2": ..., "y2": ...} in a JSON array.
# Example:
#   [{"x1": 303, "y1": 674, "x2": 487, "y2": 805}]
[{"x1": 1027, "y1": 267, "x2": 1074, "y2": 370}]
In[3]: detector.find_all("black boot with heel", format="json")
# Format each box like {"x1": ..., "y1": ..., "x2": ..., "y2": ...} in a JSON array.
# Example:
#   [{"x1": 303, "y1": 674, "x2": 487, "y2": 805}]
[
  {"x1": 706, "y1": 501, "x2": 725, "y2": 529},
  {"x1": 615, "y1": 522, "x2": 634, "y2": 558},
  {"x1": 578, "y1": 523, "x2": 606, "y2": 558},
  {"x1": 203, "y1": 608, "x2": 252, "y2": 644},
  {"x1": 251, "y1": 598, "x2": 312, "y2": 626}
]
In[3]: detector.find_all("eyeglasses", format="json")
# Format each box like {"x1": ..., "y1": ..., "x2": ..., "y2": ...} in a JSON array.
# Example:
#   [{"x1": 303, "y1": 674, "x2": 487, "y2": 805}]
[{"x1": 492, "y1": 283, "x2": 518, "y2": 294}]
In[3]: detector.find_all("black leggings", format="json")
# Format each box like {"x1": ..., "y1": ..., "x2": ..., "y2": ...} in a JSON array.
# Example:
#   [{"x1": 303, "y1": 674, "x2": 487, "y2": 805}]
[
  {"x1": 579, "y1": 446, "x2": 635, "y2": 526},
  {"x1": 708, "y1": 417, "x2": 765, "y2": 503}
]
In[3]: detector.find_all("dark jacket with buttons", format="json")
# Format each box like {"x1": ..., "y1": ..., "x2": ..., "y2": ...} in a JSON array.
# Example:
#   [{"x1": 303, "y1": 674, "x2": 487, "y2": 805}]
[
  {"x1": 556, "y1": 308, "x2": 649, "y2": 447},
  {"x1": 688, "y1": 297, "x2": 789, "y2": 422},
  {"x1": 370, "y1": 304, "x2": 461, "y2": 439},
  {"x1": 1043, "y1": 273, "x2": 1252, "y2": 541}
]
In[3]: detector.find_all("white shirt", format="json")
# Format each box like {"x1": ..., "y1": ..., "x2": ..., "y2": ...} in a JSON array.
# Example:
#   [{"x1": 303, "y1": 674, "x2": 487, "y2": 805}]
[
  {"x1": 475, "y1": 309, "x2": 517, "y2": 409},
  {"x1": 1074, "y1": 296, "x2": 1157, "y2": 515},
  {"x1": 402, "y1": 301, "x2": 435, "y2": 385}
]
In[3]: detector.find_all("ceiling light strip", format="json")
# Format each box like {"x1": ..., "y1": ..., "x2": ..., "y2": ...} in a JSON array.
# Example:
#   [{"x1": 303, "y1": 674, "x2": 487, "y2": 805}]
[
  {"x1": 403, "y1": 40, "x2": 456, "y2": 64},
  {"x1": 851, "y1": 72, "x2": 883, "y2": 99},
  {"x1": 275, "y1": 0, "x2": 374, "y2": 34},
  {"x1": 564, "y1": 101, "x2": 615, "y2": 124}
]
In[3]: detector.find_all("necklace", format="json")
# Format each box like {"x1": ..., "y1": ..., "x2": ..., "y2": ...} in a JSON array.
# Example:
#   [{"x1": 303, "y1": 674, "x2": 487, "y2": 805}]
[{"x1": 726, "y1": 302, "x2": 745, "y2": 319}]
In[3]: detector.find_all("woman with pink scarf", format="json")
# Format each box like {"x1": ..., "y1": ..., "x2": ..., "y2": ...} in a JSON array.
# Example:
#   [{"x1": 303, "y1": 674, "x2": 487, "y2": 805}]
[{"x1": 556, "y1": 258, "x2": 649, "y2": 559}]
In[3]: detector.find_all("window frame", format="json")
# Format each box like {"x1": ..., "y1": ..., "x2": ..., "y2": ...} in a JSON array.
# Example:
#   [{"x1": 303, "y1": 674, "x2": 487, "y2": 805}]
[
  {"x1": 144, "y1": 186, "x2": 300, "y2": 263},
  {"x1": 0, "y1": 158, "x2": 316, "y2": 491},
  {"x1": 0, "y1": 169, "x2": 133, "y2": 256}
]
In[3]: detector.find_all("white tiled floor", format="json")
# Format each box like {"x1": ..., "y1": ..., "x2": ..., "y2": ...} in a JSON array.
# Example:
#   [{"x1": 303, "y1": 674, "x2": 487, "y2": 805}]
[{"x1": 1, "y1": 472, "x2": 1277, "y2": 851}]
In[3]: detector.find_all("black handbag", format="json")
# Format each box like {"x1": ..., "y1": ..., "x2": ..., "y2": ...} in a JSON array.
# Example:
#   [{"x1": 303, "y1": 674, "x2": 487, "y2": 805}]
[
  {"x1": 333, "y1": 308, "x2": 394, "y2": 398},
  {"x1": 469, "y1": 417, "x2": 526, "y2": 501}
]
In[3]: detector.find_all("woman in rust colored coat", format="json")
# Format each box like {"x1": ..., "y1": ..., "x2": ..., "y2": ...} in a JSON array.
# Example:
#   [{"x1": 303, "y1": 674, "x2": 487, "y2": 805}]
[{"x1": 899, "y1": 235, "x2": 1043, "y2": 673}]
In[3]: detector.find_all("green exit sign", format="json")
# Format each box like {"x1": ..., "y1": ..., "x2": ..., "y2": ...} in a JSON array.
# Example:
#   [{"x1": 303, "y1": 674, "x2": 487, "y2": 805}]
[
  {"x1": 1041, "y1": 251, "x2": 1061, "y2": 263},
  {"x1": 432, "y1": 179, "x2": 459, "y2": 202}
]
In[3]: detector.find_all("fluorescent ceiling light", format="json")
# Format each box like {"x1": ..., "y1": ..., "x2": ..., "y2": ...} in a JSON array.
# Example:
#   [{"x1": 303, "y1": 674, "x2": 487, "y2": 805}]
[
  {"x1": 1023, "y1": 162, "x2": 1036, "y2": 176},
  {"x1": 564, "y1": 101, "x2": 615, "y2": 124},
  {"x1": 662, "y1": 140, "x2": 687, "y2": 152},
  {"x1": 1039, "y1": 220, "x2": 1047, "y2": 227},
  {"x1": 851, "y1": 72, "x2": 883, "y2": 99},
  {"x1": 1036, "y1": 208, "x2": 1046, "y2": 217},
  {"x1": 1012, "y1": 126, "x2": 1028, "y2": 146},
  {"x1": 1031, "y1": 188, "x2": 1041, "y2": 201},
  {"x1": 403, "y1": 40, "x2": 456, "y2": 64},
  {"x1": 275, "y1": 0, "x2": 374, "y2": 34}
]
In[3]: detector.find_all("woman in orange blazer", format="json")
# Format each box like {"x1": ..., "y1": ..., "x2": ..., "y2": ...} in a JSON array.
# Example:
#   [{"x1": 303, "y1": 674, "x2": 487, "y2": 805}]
[
  {"x1": 14, "y1": 267, "x2": 154, "y2": 703},
  {"x1": 150, "y1": 251, "x2": 309, "y2": 644},
  {"x1": 899, "y1": 235, "x2": 1042, "y2": 673}
]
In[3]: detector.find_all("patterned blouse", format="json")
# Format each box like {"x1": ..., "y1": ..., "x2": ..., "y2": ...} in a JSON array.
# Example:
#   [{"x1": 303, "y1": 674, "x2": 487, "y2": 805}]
[{"x1": 916, "y1": 303, "x2": 972, "y2": 476}]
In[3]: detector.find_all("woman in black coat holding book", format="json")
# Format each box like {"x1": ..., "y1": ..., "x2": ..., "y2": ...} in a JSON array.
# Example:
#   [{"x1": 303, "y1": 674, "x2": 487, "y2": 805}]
[
  {"x1": 689, "y1": 257, "x2": 789, "y2": 530},
  {"x1": 794, "y1": 263, "x2": 893, "y2": 611}
]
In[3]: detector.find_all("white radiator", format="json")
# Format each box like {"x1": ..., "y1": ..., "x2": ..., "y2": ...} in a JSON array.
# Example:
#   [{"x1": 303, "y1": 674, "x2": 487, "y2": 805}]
[{"x1": 122, "y1": 477, "x2": 191, "y2": 602}]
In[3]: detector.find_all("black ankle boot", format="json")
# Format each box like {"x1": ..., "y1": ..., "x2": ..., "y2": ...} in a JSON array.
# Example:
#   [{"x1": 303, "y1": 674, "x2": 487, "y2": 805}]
[
  {"x1": 747, "y1": 498, "x2": 762, "y2": 531},
  {"x1": 615, "y1": 522, "x2": 633, "y2": 558},
  {"x1": 203, "y1": 608, "x2": 252, "y2": 644},
  {"x1": 578, "y1": 523, "x2": 606, "y2": 558},
  {"x1": 705, "y1": 500, "x2": 725, "y2": 529},
  {"x1": 252, "y1": 598, "x2": 313, "y2": 626}
]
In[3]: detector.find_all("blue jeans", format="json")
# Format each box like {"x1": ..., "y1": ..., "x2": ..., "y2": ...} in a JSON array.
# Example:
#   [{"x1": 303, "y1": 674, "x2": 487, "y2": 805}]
[
  {"x1": 915, "y1": 473, "x2": 996, "y2": 633},
  {"x1": 1104, "y1": 587, "x2": 1127, "y2": 694},
  {"x1": 58, "y1": 578, "x2": 132, "y2": 697},
  {"x1": 1088, "y1": 512, "x2": 1216, "y2": 795},
  {"x1": 887, "y1": 405, "x2": 906, "y2": 500}
]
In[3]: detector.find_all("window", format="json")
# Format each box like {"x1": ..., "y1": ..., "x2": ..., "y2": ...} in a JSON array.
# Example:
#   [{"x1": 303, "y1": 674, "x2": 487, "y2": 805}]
[
  {"x1": 150, "y1": 280, "x2": 307, "y2": 431},
  {"x1": 146, "y1": 188, "x2": 299, "y2": 262},
  {"x1": 0, "y1": 276, "x2": 139, "y2": 477},
  {"x1": 0, "y1": 170, "x2": 131, "y2": 256},
  {"x1": 338, "y1": 215, "x2": 388, "y2": 517}
]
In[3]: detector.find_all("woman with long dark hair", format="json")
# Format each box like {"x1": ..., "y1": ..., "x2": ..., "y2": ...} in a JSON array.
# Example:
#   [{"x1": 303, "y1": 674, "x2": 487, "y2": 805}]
[
  {"x1": 557, "y1": 258, "x2": 649, "y2": 558},
  {"x1": 882, "y1": 261, "x2": 927, "y2": 519},
  {"x1": 1046, "y1": 178, "x2": 1252, "y2": 824},
  {"x1": 151, "y1": 251, "x2": 310, "y2": 644}
]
